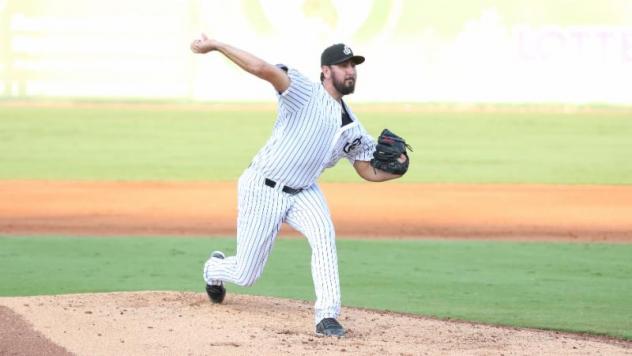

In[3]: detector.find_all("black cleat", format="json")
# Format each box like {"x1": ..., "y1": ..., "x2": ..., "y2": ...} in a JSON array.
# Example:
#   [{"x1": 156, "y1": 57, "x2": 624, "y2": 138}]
[
  {"x1": 205, "y1": 283, "x2": 225, "y2": 304},
  {"x1": 205, "y1": 251, "x2": 226, "y2": 304},
  {"x1": 315, "y1": 318, "x2": 345, "y2": 337}
]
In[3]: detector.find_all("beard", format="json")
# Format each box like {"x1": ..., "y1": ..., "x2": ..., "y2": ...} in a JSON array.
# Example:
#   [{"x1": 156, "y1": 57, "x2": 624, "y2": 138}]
[{"x1": 332, "y1": 73, "x2": 356, "y2": 95}]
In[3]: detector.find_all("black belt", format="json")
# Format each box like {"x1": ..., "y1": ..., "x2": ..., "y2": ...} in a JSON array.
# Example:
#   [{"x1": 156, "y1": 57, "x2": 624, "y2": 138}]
[{"x1": 264, "y1": 178, "x2": 302, "y2": 195}]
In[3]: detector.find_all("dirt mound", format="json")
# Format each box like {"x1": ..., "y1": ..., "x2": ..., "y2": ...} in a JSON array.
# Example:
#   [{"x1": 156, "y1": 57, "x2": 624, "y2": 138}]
[{"x1": 1, "y1": 292, "x2": 630, "y2": 355}]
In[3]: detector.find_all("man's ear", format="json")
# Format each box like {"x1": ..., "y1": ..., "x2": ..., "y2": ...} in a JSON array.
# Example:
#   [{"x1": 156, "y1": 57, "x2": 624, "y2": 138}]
[{"x1": 321, "y1": 65, "x2": 331, "y2": 80}]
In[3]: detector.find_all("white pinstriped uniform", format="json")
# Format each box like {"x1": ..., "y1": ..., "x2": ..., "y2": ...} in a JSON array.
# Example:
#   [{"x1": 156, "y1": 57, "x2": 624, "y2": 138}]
[{"x1": 203, "y1": 67, "x2": 375, "y2": 324}]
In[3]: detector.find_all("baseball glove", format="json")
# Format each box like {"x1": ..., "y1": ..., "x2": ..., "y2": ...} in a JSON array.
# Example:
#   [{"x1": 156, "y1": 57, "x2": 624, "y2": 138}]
[{"x1": 370, "y1": 129, "x2": 412, "y2": 175}]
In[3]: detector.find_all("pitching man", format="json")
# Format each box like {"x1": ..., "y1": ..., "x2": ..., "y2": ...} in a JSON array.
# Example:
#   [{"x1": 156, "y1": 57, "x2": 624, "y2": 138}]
[{"x1": 191, "y1": 34, "x2": 410, "y2": 337}]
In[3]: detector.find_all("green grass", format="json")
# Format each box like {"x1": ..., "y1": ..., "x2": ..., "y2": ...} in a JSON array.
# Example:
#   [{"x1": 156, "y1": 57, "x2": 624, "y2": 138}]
[
  {"x1": 1, "y1": 105, "x2": 631, "y2": 184},
  {"x1": 1, "y1": 236, "x2": 631, "y2": 340}
]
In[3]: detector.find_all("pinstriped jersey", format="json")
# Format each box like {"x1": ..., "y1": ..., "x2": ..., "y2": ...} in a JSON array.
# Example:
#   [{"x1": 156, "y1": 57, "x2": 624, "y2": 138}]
[{"x1": 249, "y1": 68, "x2": 376, "y2": 189}]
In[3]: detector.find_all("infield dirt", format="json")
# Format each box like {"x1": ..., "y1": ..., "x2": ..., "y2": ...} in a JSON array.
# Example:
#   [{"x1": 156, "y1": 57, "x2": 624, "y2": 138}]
[
  {"x1": 1, "y1": 180, "x2": 631, "y2": 241},
  {"x1": 2, "y1": 292, "x2": 631, "y2": 355}
]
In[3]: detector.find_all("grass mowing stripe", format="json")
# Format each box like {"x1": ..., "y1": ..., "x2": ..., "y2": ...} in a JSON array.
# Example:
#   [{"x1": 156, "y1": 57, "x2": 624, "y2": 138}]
[
  {"x1": 1, "y1": 106, "x2": 632, "y2": 183},
  {"x1": 0, "y1": 107, "x2": 270, "y2": 181},
  {"x1": 0, "y1": 236, "x2": 630, "y2": 339},
  {"x1": 339, "y1": 239, "x2": 632, "y2": 340}
]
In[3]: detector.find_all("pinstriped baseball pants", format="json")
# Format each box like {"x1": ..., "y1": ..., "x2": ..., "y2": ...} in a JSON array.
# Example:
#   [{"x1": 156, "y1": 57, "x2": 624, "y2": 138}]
[{"x1": 203, "y1": 168, "x2": 340, "y2": 324}]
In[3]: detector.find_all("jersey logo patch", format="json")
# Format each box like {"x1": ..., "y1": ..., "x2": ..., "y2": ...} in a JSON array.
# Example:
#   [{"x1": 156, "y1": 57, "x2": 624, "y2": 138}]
[{"x1": 343, "y1": 137, "x2": 362, "y2": 153}]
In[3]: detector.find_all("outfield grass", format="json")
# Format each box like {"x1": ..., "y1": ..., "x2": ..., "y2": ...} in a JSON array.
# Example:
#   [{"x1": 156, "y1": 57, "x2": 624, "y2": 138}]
[
  {"x1": 1, "y1": 236, "x2": 631, "y2": 340},
  {"x1": 1, "y1": 105, "x2": 631, "y2": 184}
]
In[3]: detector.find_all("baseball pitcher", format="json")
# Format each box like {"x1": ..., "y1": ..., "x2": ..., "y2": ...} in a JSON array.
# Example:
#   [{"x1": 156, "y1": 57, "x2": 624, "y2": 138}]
[{"x1": 191, "y1": 34, "x2": 410, "y2": 337}]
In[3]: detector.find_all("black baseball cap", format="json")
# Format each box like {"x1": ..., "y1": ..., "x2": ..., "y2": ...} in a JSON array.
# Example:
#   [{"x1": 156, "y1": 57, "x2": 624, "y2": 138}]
[{"x1": 320, "y1": 43, "x2": 365, "y2": 66}]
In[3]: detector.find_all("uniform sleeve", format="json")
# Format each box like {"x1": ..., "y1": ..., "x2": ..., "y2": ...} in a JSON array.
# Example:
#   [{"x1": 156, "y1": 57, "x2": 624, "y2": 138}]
[
  {"x1": 277, "y1": 67, "x2": 314, "y2": 115},
  {"x1": 346, "y1": 127, "x2": 376, "y2": 164}
]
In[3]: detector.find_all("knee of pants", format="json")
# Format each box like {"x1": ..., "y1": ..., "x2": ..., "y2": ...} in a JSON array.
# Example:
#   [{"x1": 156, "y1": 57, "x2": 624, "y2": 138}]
[
  {"x1": 305, "y1": 225, "x2": 336, "y2": 249},
  {"x1": 233, "y1": 261, "x2": 264, "y2": 287},
  {"x1": 234, "y1": 272, "x2": 259, "y2": 287}
]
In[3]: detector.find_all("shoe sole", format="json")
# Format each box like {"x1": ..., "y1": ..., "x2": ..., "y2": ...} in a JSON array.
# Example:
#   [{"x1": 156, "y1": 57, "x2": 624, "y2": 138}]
[
  {"x1": 315, "y1": 332, "x2": 345, "y2": 338},
  {"x1": 315, "y1": 330, "x2": 345, "y2": 338}
]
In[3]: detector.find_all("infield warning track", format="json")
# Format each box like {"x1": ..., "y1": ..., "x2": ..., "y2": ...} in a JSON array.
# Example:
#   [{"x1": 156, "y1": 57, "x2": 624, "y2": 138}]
[{"x1": 1, "y1": 181, "x2": 630, "y2": 241}]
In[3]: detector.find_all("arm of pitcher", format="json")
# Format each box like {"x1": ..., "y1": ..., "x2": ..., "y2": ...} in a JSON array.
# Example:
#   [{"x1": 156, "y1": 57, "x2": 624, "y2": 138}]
[
  {"x1": 353, "y1": 156, "x2": 406, "y2": 182},
  {"x1": 190, "y1": 33, "x2": 290, "y2": 93}
]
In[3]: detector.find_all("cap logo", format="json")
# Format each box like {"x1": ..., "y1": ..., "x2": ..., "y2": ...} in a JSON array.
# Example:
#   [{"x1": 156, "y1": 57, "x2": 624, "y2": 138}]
[{"x1": 343, "y1": 45, "x2": 352, "y2": 55}]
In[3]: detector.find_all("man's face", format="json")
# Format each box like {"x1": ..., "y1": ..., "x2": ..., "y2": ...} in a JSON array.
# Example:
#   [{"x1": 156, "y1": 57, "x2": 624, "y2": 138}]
[{"x1": 329, "y1": 60, "x2": 357, "y2": 95}]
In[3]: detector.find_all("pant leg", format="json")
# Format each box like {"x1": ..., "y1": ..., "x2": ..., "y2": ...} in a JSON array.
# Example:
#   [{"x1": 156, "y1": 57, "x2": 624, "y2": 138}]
[
  {"x1": 285, "y1": 184, "x2": 340, "y2": 324},
  {"x1": 203, "y1": 168, "x2": 291, "y2": 287}
]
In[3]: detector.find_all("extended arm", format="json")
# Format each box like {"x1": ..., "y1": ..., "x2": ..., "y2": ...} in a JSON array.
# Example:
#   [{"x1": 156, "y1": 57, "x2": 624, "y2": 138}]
[{"x1": 191, "y1": 33, "x2": 290, "y2": 93}]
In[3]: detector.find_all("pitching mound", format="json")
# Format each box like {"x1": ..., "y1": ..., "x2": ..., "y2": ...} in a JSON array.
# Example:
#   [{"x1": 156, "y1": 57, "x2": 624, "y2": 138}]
[{"x1": 1, "y1": 292, "x2": 630, "y2": 355}]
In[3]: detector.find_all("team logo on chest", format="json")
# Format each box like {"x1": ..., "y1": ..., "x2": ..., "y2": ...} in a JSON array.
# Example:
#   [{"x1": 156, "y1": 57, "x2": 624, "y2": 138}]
[{"x1": 343, "y1": 137, "x2": 362, "y2": 153}]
